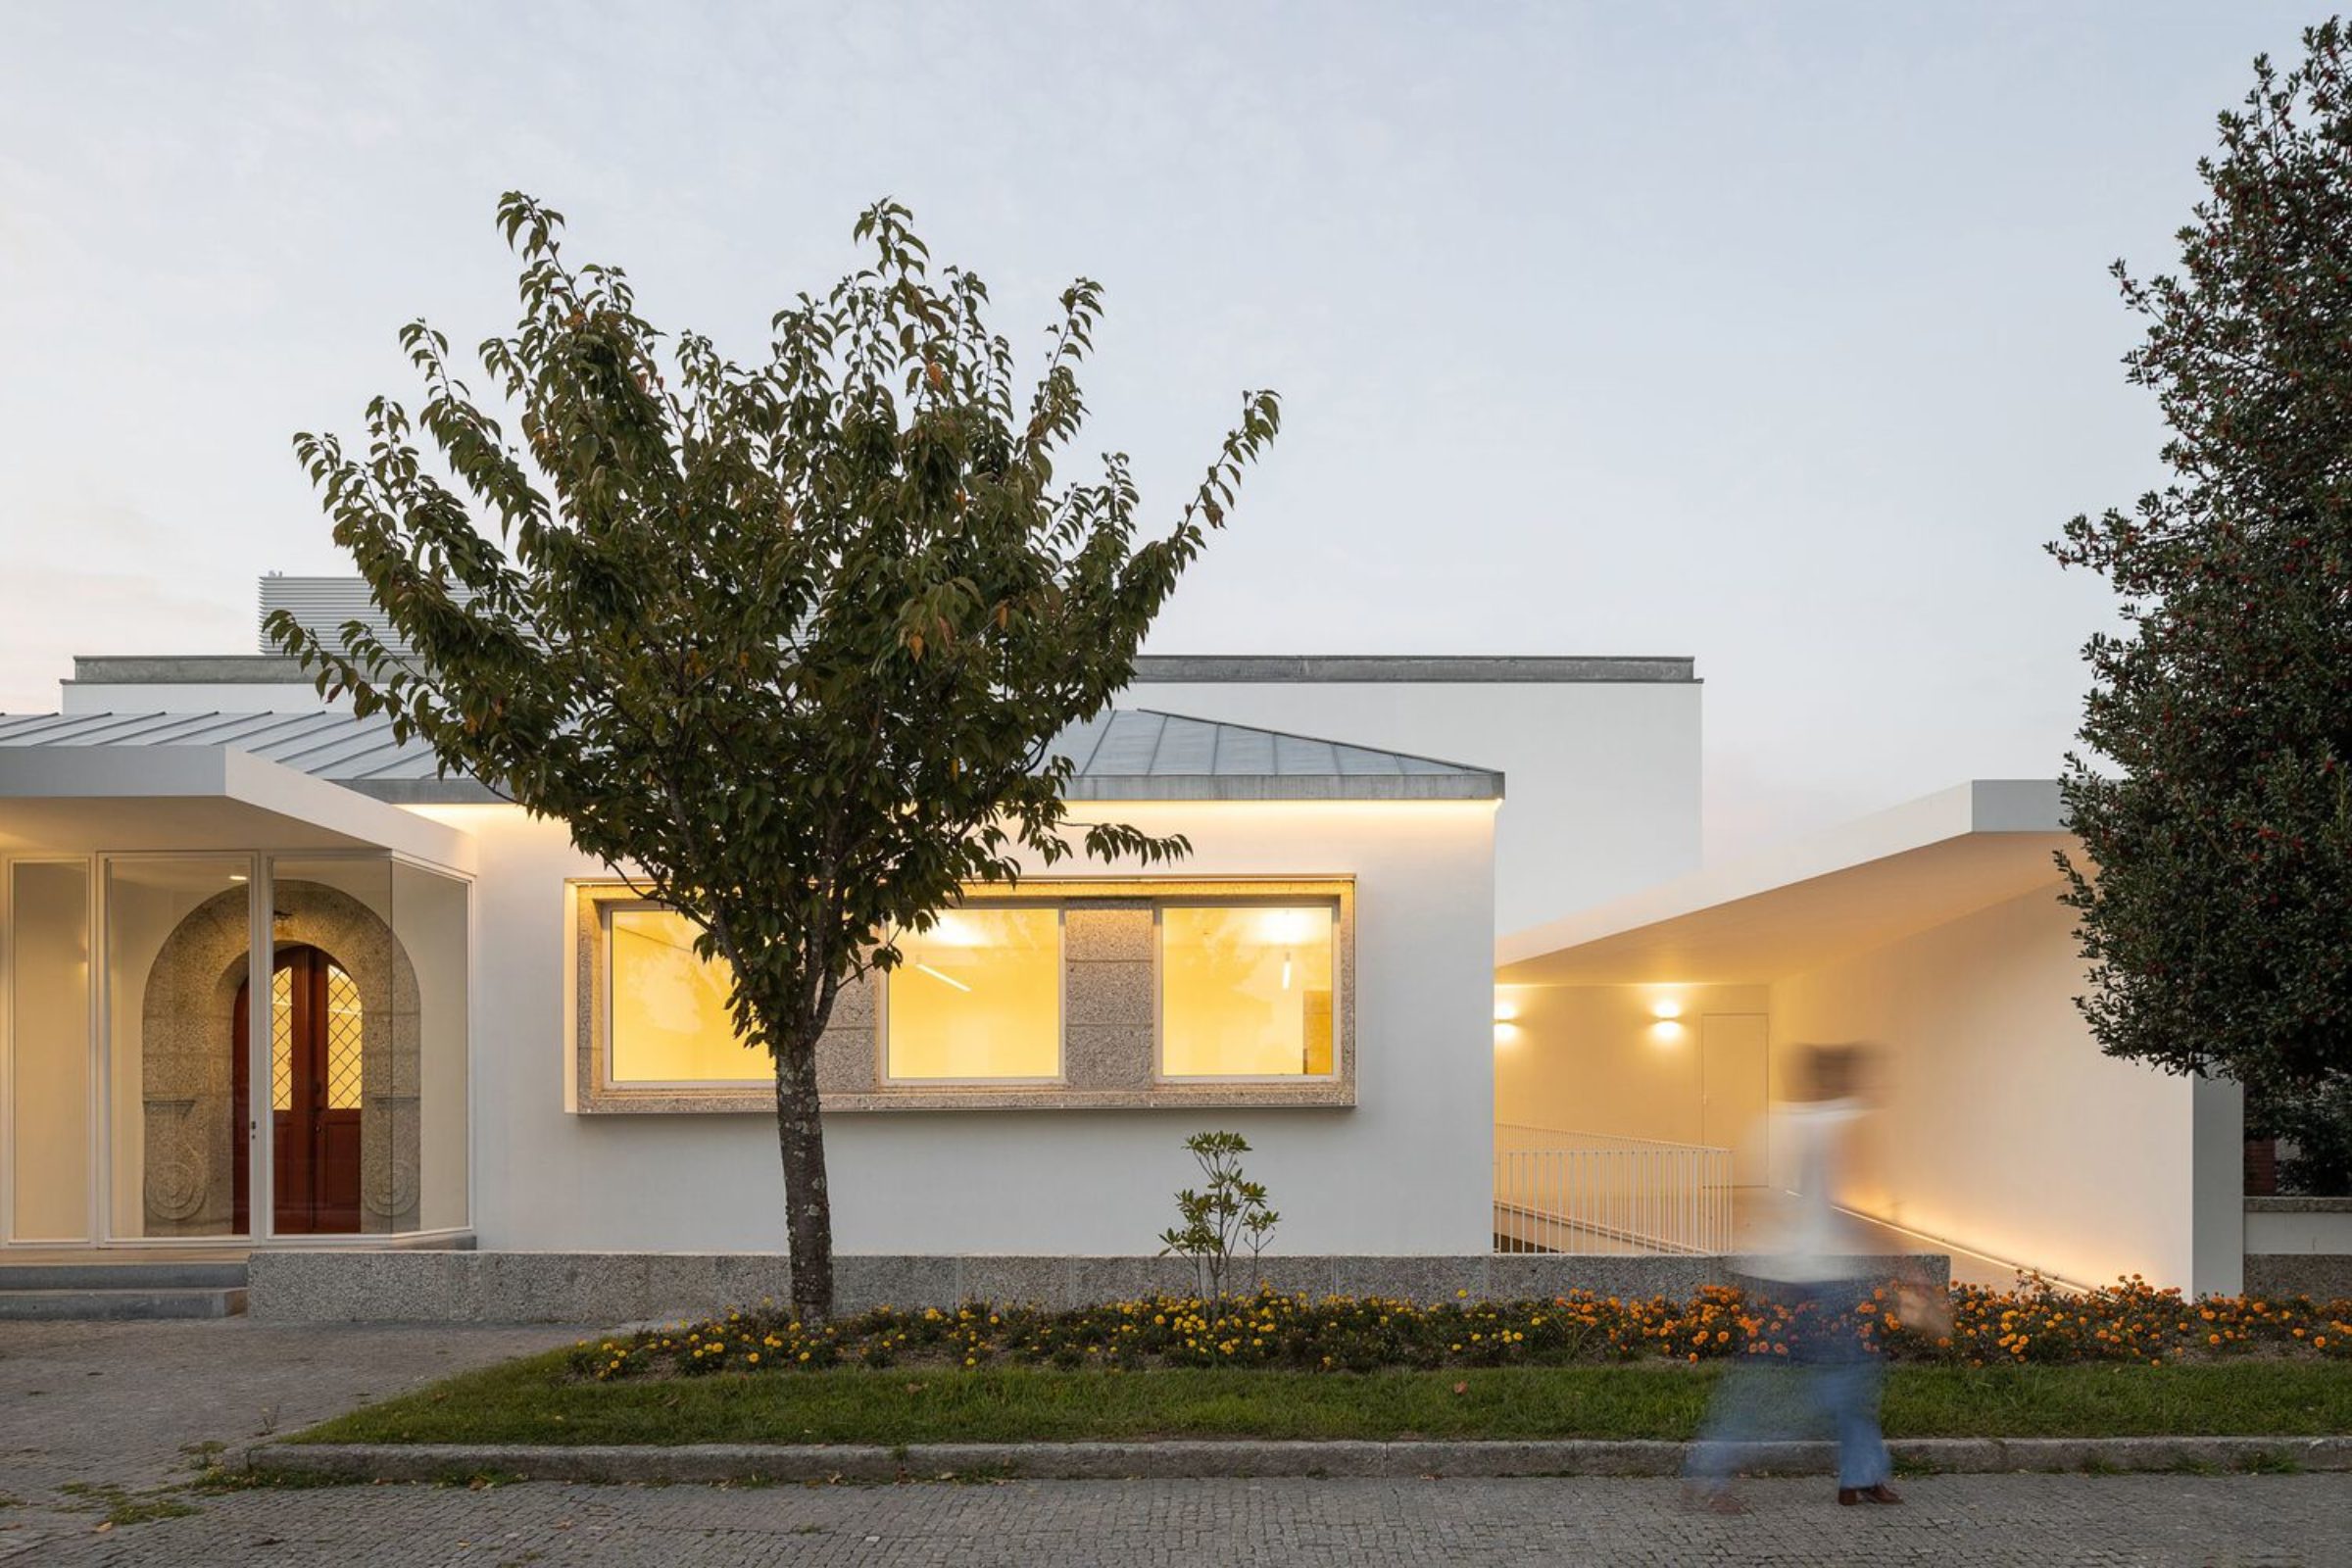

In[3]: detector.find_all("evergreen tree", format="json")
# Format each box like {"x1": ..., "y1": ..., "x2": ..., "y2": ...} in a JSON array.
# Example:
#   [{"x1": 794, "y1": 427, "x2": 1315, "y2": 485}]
[{"x1": 2054, "y1": 23, "x2": 2352, "y2": 1149}]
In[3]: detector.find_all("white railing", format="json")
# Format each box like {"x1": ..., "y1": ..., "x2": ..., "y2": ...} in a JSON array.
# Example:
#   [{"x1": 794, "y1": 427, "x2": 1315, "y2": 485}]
[{"x1": 1493, "y1": 1125, "x2": 1734, "y2": 1255}]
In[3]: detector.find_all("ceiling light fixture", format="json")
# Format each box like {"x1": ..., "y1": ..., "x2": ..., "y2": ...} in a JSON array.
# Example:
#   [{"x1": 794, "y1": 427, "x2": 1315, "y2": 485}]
[{"x1": 914, "y1": 962, "x2": 972, "y2": 993}]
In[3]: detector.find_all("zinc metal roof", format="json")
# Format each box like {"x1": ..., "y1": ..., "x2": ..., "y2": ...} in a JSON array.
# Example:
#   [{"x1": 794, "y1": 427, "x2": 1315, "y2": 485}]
[{"x1": 0, "y1": 708, "x2": 1502, "y2": 805}]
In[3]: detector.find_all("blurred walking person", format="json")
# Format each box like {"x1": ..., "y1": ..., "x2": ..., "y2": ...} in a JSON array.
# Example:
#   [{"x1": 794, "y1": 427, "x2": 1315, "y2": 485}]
[{"x1": 1686, "y1": 1043, "x2": 1908, "y2": 1511}]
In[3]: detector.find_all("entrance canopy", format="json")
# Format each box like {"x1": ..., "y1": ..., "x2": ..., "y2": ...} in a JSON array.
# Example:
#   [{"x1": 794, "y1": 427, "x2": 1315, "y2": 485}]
[
  {"x1": 1497, "y1": 780, "x2": 2068, "y2": 986},
  {"x1": 0, "y1": 719, "x2": 476, "y2": 1250},
  {"x1": 0, "y1": 725, "x2": 471, "y2": 867}
]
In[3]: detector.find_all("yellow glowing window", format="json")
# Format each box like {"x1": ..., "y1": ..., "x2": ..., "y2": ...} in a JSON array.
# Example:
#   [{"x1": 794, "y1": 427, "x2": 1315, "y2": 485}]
[
  {"x1": 884, "y1": 907, "x2": 1061, "y2": 1081},
  {"x1": 1159, "y1": 906, "x2": 1336, "y2": 1079},
  {"x1": 606, "y1": 907, "x2": 769, "y2": 1085}
]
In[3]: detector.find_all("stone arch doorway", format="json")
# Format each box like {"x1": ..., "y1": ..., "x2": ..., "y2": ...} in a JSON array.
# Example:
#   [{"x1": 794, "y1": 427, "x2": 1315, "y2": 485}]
[
  {"x1": 230, "y1": 945, "x2": 364, "y2": 1234},
  {"x1": 140, "y1": 876, "x2": 422, "y2": 1237}
]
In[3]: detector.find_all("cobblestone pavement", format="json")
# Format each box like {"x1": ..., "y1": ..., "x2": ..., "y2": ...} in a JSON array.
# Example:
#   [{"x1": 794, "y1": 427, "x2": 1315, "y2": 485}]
[
  {"x1": 10, "y1": 1472, "x2": 2351, "y2": 1565},
  {"x1": 3, "y1": 1317, "x2": 2348, "y2": 1565},
  {"x1": 0, "y1": 1316, "x2": 591, "y2": 1555}
]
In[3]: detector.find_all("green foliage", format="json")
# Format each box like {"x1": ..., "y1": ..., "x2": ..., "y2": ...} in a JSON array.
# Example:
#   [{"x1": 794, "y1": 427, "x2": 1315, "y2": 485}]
[
  {"x1": 1156, "y1": 1130, "x2": 1280, "y2": 1298},
  {"x1": 561, "y1": 1274, "x2": 2352, "y2": 1383},
  {"x1": 2252, "y1": 1076, "x2": 2352, "y2": 1194},
  {"x1": 270, "y1": 194, "x2": 1279, "y2": 1318},
  {"x1": 2051, "y1": 24, "x2": 2352, "y2": 1109}
]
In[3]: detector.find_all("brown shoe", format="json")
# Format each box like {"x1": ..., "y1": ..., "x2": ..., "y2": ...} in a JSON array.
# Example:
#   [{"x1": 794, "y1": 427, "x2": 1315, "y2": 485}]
[{"x1": 1837, "y1": 1484, "x2": 1904, "y2": 1506}]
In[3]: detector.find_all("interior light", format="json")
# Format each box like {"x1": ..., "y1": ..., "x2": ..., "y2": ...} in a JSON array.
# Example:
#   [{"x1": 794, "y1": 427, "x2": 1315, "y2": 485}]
[
  {"x1": 229, "y1": 873, "x2": 249, "y2": 883},
  {"x1": 1256, "y1": 907, "x2": 1321, "y2": 946},
  {"x1": 1281, "y1": 953, "x2": 1293, "y2": 991},
  {"x1": 1649, "y1": 1019, "x2": 1685, "y2": 1044},
  {"x1": 1651, "y1": 998, "x2": 1683, "y2": 1021},
  {"x1": 924, "y1": 913, "x2": 984, "y2": 948},
  {"x1": 914, "y1": 962, "x2": 972, "y2": 993}
]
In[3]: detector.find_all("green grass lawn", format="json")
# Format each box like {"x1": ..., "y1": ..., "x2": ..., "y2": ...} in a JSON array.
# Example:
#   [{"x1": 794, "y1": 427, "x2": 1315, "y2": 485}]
[{"x1": 297, "y1": 1353, "x2": 2352, "y2": 1447}]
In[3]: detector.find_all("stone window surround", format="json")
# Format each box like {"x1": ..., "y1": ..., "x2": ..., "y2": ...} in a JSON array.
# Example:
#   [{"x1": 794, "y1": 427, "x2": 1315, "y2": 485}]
[{"x1": 570, "y1": 877, "x2": 1356, "y2": 1114}]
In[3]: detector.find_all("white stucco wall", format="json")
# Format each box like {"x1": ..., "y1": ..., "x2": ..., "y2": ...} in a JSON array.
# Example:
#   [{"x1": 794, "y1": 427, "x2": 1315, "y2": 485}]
[
  {"x1": 415, "y1": 798, "x2": 1497, "y2": 1257},
  {"x1": 1132, "y1": 678, "x2": 1700, "y2": 936},
  {"x1": 1766, "y1": 883, "x2": 2200, "y2": 1289},
  {"x1": 1492, "y1": 982, "x2": 1770, "y2": 1148}
]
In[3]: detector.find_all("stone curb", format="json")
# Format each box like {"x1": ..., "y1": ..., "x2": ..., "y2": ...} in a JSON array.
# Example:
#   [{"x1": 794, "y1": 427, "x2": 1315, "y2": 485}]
[{"x1": 239, "y1": 1435, "x2": 2352, "y2": 1485}]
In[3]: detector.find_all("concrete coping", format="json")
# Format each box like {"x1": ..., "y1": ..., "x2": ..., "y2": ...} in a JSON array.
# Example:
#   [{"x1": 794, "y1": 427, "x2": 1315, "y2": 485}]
[
  {"x1": 70, "y1": 655, "x2": 315, "y2": 684},
  {"x1": 2246, "y1": 1196, "x2": 2352, "y2": 1213},
  {"x1": 243, "y1": 1434, "x2": 2352, "y2": 1485},
  {"x1": 74, "y1": 653, "x2": 1701, "y2": 687},
  {"x1": 244, "y1": 1250, "x2": 1951, "y2": 1324},
  {"x1": 1131, "y1": 656, "x2": 1698, "y2": 685}
]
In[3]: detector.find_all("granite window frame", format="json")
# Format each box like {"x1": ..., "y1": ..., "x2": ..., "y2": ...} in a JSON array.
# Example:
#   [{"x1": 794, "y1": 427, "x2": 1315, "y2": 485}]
[{"x1": 569, "y1": 877, "x2": 1355, "y2": 1114}]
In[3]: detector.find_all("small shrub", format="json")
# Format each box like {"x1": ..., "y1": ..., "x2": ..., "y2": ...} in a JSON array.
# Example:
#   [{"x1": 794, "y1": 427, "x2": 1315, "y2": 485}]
[{"x1": 1157, "y1": 1131, "x2": 1280, "y2": 1298}]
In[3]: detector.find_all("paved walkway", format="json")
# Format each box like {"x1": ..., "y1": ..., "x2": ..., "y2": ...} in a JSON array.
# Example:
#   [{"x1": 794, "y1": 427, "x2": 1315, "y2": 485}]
[
  {"x1": 0, "y1": 1316, "x2": 589, "y2": 1555},
  {"x1": 3, "y1": 1318, "x2": 2347, "y2": 1565},
  {"x1": 15, "y1": 1473, "x2": 2352, "y2": 1565}
]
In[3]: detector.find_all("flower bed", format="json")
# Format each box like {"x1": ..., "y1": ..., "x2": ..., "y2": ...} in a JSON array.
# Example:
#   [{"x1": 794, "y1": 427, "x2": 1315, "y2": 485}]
[{"x1": 570, "y1": 1276, "x2": 2352, "y2": 1382}]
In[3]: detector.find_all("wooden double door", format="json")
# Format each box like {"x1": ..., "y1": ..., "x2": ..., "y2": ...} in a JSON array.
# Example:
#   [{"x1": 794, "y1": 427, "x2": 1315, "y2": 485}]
[{"x1": 231, "y1": 945, "x2": 363, "y2": 1234}]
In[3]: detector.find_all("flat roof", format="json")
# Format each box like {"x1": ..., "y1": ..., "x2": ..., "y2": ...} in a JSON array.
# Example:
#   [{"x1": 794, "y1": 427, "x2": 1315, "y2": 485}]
[
  {"x1": 1496, "y1": 781, "x2": 2069, "y2": 986},
  {"x1": 72, "y1": 652, "x2": 1698, "y2": 687},
  {"x1": 1131, "y1": 656, "x2": 1697, "y2": 684}
]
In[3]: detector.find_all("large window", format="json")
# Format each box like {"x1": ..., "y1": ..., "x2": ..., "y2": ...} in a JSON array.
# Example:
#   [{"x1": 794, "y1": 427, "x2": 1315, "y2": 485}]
[
  {"x1": 1159, "y1": 905, "x2": 1337, "y2": 1079},
  {"x1": 606, "y1": 906, "x2": 768, "y2": 1085},
  {"x1": 573, "y1": 879, "x2": 1353, "y2": 1113},
  {"x1": 884, "y1": 906, "x2": 1061, "y2": 1081}
]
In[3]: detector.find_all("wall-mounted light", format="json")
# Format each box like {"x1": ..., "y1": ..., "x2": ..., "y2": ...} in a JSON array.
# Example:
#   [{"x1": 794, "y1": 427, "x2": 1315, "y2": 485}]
[{"x1": 1650, "y1": 998, "x2": 1683, "y2": 1021}]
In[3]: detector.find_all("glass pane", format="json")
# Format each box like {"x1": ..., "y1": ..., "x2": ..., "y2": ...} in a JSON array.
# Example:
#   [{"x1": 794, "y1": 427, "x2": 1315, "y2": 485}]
[
  {"x1": 270, "y1": 966, "x2": 293, "y2": 1112},
  {"x1": 393, "y1": 859, "x2": 469, "y2": 1233},
  {"x1": 607, "y1": 906, "x2": 767, "y2": 1084},
  {"x1": 324, "y1": 965, "x2": 364, "y2": 1110},
  {"x1": 1160, "y1": 906, "x2": 1337, "y2": 1078},
  {"x1": 265, "y1": 857, "x2": 393, "y2": 1236},
  {"x1": 105, "y1": 858, "x2": 253, "y2": 1239},
  {"x1": 11, "y1": 861, "x2": 90, "y2": 1241},
  {"x1": 885, "y1": 907, "x2": 1060, "y2": 1081}
]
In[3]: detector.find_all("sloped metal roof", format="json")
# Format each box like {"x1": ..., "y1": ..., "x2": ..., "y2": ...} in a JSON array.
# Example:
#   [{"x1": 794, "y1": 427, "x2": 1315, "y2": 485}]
[{"x1": 0, "y1": 708, "x2": 1502, "y2": 805}]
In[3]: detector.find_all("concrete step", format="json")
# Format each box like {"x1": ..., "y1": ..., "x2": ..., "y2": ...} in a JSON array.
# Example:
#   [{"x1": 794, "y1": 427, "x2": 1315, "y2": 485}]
[
  {"x1": 0, "y1": 1286, "x2": 247, "y2": 1320},
  {"x1": 0, "y1": 1261, "x2": 248, "y2": 1292}
]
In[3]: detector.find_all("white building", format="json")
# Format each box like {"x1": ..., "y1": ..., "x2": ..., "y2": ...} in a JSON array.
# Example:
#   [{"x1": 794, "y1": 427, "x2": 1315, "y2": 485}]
[{"x1": 0, "y1": 576, "x2": 2293, "y2": 1315}]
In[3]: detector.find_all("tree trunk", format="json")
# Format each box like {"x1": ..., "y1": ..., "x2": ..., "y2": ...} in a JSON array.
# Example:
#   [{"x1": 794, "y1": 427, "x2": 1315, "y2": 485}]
[{"x1": 772, "y1": 1034, "x2": 836, "y2": 1323}]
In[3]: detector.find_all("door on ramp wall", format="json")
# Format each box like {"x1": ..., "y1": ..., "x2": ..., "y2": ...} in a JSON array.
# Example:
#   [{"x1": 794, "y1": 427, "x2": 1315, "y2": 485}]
[{"x1": 1700, "y1": 1013, "x2": 1769, "y2": 1188}]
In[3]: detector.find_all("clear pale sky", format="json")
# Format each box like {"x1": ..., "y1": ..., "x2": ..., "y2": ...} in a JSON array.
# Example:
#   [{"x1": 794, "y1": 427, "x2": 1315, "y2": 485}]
[{"x1": 0, "y1": 2, "x2": 2317, "y2": 860}]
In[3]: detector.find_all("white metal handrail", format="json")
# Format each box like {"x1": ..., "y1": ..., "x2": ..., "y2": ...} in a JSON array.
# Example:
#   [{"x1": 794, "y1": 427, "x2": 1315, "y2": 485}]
[
  {"x1": 1496, "y1": 1123, "x2": 1715, "y2": 1154},
  {"x1": 1494, "y1": 1128, "x2": 1733, "y2": 1255}
]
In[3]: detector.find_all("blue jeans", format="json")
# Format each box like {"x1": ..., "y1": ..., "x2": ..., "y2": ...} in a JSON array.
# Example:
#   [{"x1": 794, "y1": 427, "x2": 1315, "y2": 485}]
[{"x1": 1687, "y1": 1280, "x2": 1892, "y2": 1491}]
